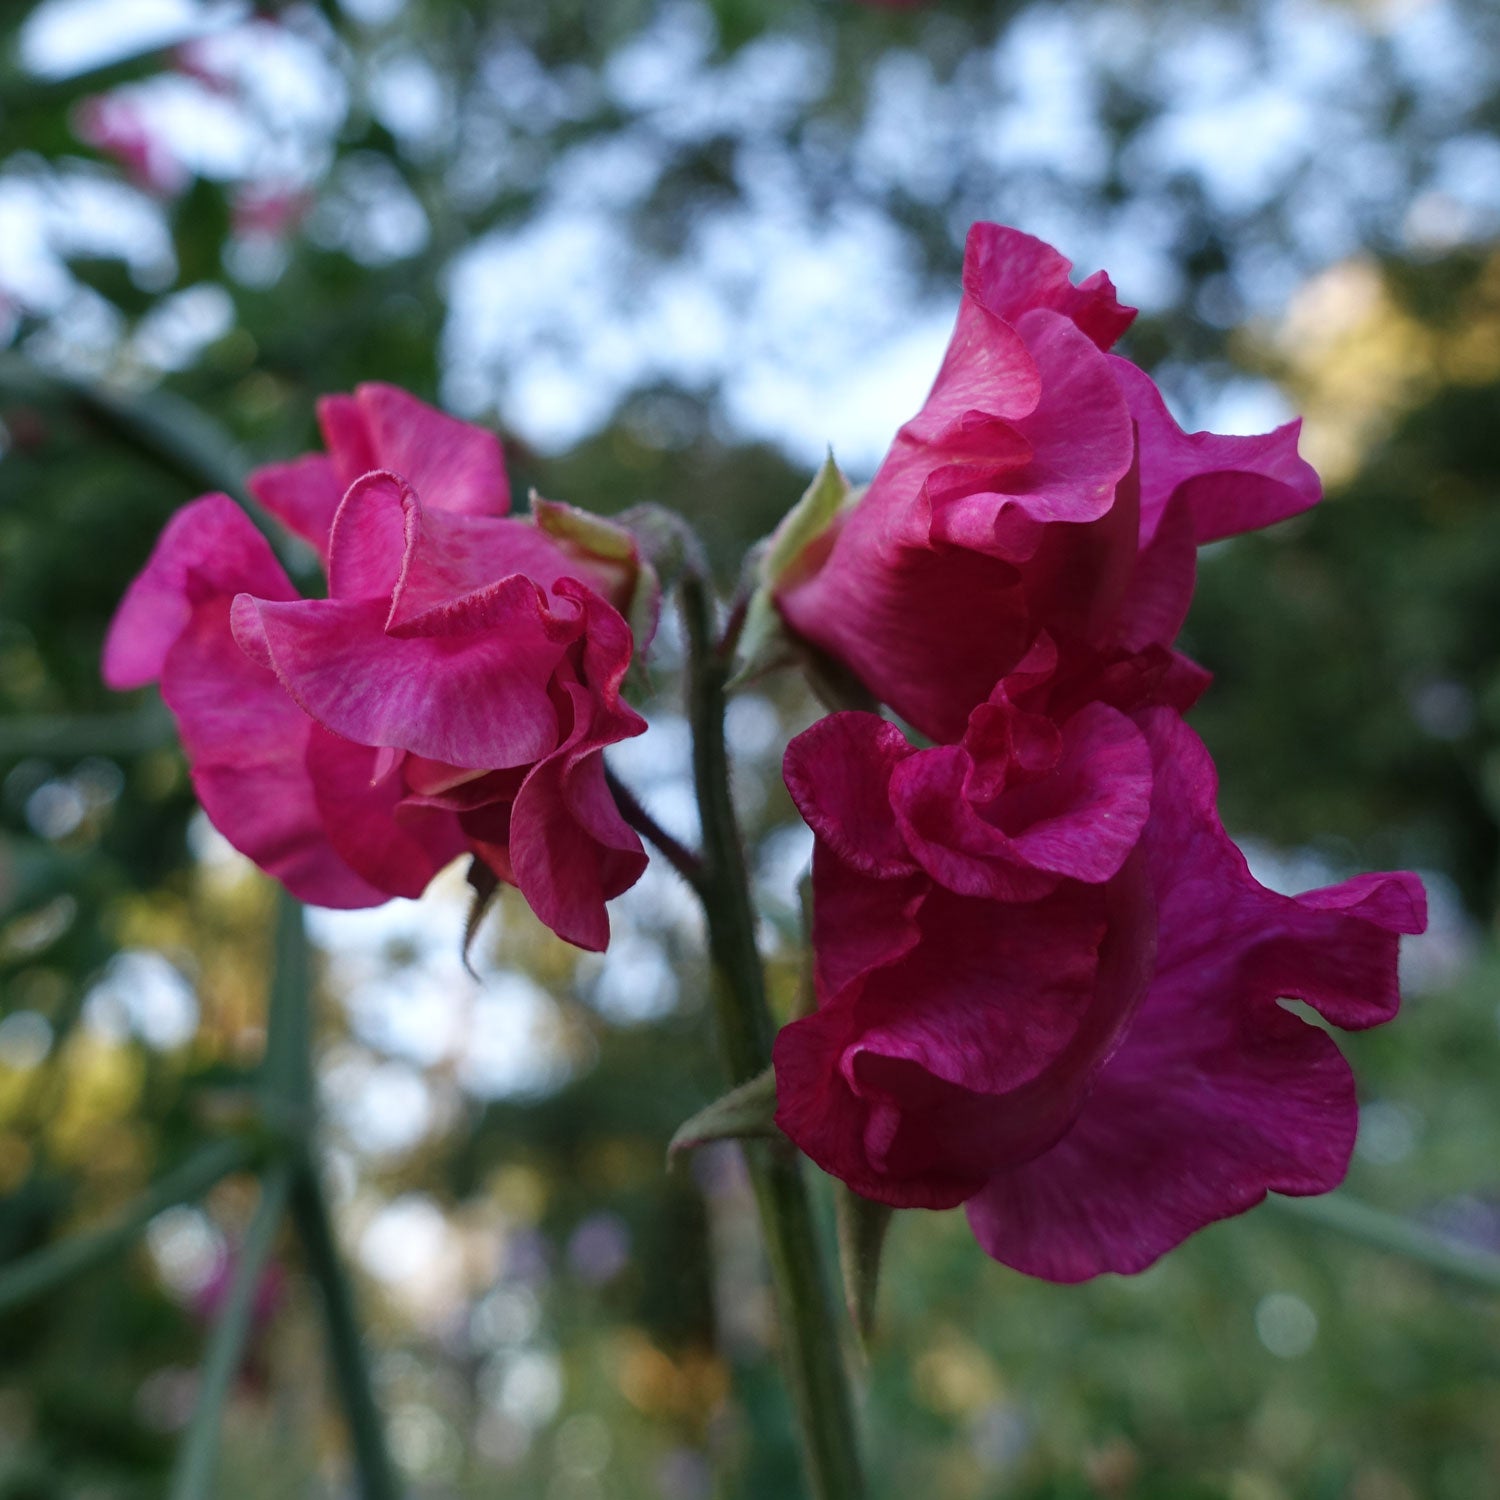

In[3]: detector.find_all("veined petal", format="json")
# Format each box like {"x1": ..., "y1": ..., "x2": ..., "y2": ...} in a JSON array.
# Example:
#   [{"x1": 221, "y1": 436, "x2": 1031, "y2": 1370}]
[
  {"x1": 161, "y1": 598, "x2": 384, "y2": 909},
  {"x1": 103, "y1": 494, "x2": 296, "y2": 690},
  {"x1": 1112, "y1": 358, "x2": 1321, "y2": 545},
  {"x1": 305, "y1": 727, "x2": 466, "y2": 899},
  {"x1": 231, "y1": 585, "x2": 572, "y2": 769},
  {"x1": 962, "y1": 222, "x2": 1137, "y2": 351},
  {"x1": 783, "y1": 714, "x2": 920, "y2": 879},
  {"x1": 965, "y1": 710, "x2": 1426, "y2": 1282},
  {"x1": 246, "y1": 454, "x2": 343, "y2": 560},
  {"x1": 349, "y1": 382, "x2": 509, "y2": 516}
]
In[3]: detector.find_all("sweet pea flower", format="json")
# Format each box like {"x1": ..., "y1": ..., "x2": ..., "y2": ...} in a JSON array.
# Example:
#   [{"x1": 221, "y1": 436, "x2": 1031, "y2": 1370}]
[
  {"x1": 772, "y1": 224, "x2": 1320, "y2": 741},
  {"x1": 104, "y1": 384, "x2": 651, "y2": 950},
  {"x1": 775, "y1": 707, "x2": 1426, "y2": 1280}
]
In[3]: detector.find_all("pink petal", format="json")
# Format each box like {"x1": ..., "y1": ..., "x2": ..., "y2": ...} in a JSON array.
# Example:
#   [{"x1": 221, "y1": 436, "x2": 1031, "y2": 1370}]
[
  {"x1": 889, "y1": 701, "x2": 1153, "y2": 895},
  {"x1": 962, "y1": 223, "x2": 1137, "y2": 351},
  {"x1": 776, "y1": 859, "x2": 1154, "y2": 1210},
  {"x1": 965, "y1": 710, "x2": 1426, "y2": 1281},
  {"x1": 778, "y1": 539, "x2": 1032, "y2": 745},
  {"x1": 783, "y1": 714, "x2": 920, "y2": 878},
  {"x1": 506, "y1": 687, "x2": 648, "y2": 951},
  {"x1": 1112, "y1": 359, "x2": 1321, "y2": 545},
  {"x1": 902, "y1": 296, "x2": 1041, "y2": 444},
  {"x1": 316, "y1": 393, "x2": 378, "y2": 486},
  {"x1": 1108, "y1": 489, "x2": 1197, "y2": 654},
  {"x1": 305, "y1": 727, "x2": 467, "y2": 899},
  {"x1": 926, "y1": 310, "x2": 1134, "y2": 555},
  {"x1": 350, "y1": 383, "x2": 509, "y2": 517},
  {"x1": 327, "y1": 469, "x2": 604, "y2": 615},
  {"x1": 232, "y1": 584, "x2": 573, "y2": 769},
  {"x1": 246, "y1": 455, "x2": 343, "y2": 561},
  {"x1": 103, "y1": 494, "x2": 296, "y2": 690},
  {"x1": 160, "y1": 598, "x2": 385, "y2": 908}
]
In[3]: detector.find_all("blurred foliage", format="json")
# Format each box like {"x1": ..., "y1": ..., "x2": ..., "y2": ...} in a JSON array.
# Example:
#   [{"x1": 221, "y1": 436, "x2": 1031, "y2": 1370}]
[{"x1": 0, "y1": 0, "x2": 1498, "y2": 1496}]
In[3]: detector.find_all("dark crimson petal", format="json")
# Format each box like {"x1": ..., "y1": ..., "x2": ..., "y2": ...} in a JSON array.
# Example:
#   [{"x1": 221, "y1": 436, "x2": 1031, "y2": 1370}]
[
  {"x1": 783, "y1": 714, "x2": 920, "y2": 879},
  {"x1": 965, "y1": 710, "x2": 1426, "y2": 1281},
  {"x1": 305, "y1": 727, "x2": 466, "y2": 899}
]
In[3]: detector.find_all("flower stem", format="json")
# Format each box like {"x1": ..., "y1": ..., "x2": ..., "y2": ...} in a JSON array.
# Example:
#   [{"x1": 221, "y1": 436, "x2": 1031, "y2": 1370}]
[
  {"x1": 263, "y1": 894, "x2": 403, "y2": 1498},
  {"x1": 1267, "y1": 1191, "x2": 1500, "y2": 1294},
  {"x1": 168, "y1": 1161, "x2": 293, "y2": 1500},
  {"x1": 0, "y1": 1136, "x2": 259, "y2": 1315},
  {"x1": 605, "y1": 763, "x2": 706, "y2": 892},
  {"x1": 291, "y1": 1163, "x2": 404, "y2": 1500},
  {"x1": 680, "y1": 571, "x2": 865, "y2": 1500}
]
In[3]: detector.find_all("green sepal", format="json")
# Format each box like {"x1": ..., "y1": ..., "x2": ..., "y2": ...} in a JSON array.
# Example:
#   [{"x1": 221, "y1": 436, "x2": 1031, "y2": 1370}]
[
  {"x1": 730, "y1": 452, "x2": 853, "y2": 689},
  {"x1": 530, "y1": 491, "x2": 663, "y2": 670},
  {"x1": 667, "y1": 1066, "x2": 780, "y2": 1163},
  {"x1": 532, "y1": 494, "x2": 637, "y2": 561}
]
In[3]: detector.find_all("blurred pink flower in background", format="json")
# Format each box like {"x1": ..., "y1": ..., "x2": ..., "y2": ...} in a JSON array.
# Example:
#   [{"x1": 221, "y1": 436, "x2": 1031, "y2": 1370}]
[{"x1": 72, "y1": 93, "x2": 189, "y2": 198}]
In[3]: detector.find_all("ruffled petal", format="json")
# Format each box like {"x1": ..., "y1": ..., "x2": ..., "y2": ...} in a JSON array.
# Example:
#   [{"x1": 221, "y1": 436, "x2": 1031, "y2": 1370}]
[
  {"x1": 232, "y1": 583, "x2": 574, "y2": 769},
  {"x1": 246, "y1": 454, "x2": 343, "y2": 560},
  {"x1": 889, "y1": 701, "x2": 1153, "y2": 896},
  {"x1": 775, "y1": 859, "x2": 1154, "y2": 1211},
  {"x1": 783, "y1": 714, "x2": 920, "y2": 878},
  {"x1": 505, "y1": 693, "x2": 647, "y2": 951},
  {"x1": 327, "y1": 469, "x2": 605, "y2": 617},
  {"x1": 965, "y1": 710, "x2": 1426, "y2": 1281},
  {"x1": 1112, "y1": 359, "x2": 1321, "y2": 546},
  {"x1": 161, "y1": 598, "x2": 385, "y2": 908},
  {"x1": 103, "y1": 495, "x2": 296, "y2": 690},
  {"x1": 349, "y1": 382, "x2": 509, "y2": 517},
  {"x1": 927, "y1": 310, "x2": 1134, "y2": 556},
  {"x1": 778, "y1": 537, "x2": 1031, "y2": 744},
  {"x1": 963, "y1": 222, "x2": 1137, "y2": 351}
]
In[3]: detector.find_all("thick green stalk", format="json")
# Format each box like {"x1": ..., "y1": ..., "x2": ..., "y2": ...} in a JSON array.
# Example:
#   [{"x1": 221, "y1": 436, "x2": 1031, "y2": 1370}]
[
  {"x1": 1267, "y1": 1191, "x2": 1500, "y2": 1295},
  {"x1": 169, "y1": 1162, "x2": 293, "y2": 1500},
  {"x1": 0, "y1": 1137, "x2": 259, "y2": 1315},
  {"x1": 262, "y1": 893, "x2": 403, "y2": 1498},
  {"x1": 291, "y1": 1166, "x2": 404, "y2": 1500},
  {"x1": 680, "y1": 573, "x2": 865, "y2": 1500}
]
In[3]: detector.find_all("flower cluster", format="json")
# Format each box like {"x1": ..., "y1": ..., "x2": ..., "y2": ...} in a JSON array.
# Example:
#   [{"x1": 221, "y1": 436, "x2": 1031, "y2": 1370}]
[
  {"x1": 767, "y1": 224, "x2": 1427, "y2": 1280},
  {"x1": 105, "y1": 384, "x2": 651, "y2": 951},
  {"x1": 105, "y1": 225, "x2": 1427, "y2": 1284}
]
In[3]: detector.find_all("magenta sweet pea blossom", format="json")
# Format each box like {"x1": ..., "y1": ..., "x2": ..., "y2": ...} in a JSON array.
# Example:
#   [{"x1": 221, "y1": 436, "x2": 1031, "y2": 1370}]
[
  {"x1": 766, "y1": 222, "x2": 1427, "y2": 1281},
  {"x1": 775, "y1": 707, "x2": 1427, "y2": 1280},
  {"x1": 104, "y1": 384, "x2": 650, "y2": 950},
  {"x1": 773, "y1": 224, "x2": 1320, "y2": 740}
]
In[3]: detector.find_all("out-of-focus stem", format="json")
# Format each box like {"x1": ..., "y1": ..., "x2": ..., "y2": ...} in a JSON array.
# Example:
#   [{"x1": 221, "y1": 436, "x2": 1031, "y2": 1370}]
[
  {"x1": 263, "y1": 893, "x2": 403, "y2": 1498},
  {"x1": 1268, "y1": 1191, "x2": 1500, "y2": 1294},
  {"x1": 0, "y1": 1137, "x2": 260, "y2": 1315},
  {"x1": 168, "y1": 1162, "x2": 293, "y2": 1500},
  {"x1": 680, "y1": 571, "x2": 865, "y2": 1500},
  {"x1": 291, "y1": 1164, "x2": 404, "y2": 1500}
]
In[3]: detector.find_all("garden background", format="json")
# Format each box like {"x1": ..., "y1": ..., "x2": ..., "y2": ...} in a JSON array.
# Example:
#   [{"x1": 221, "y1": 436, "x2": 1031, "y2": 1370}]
[{"x1": 1, "y1": 0, "x2": 1498, "y2": 1495}]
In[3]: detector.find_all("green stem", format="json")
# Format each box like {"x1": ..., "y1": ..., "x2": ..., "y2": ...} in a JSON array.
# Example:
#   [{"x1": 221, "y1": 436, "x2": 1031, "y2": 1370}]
[
  {"x1": 260, "y1": 890, "x2": 314, "y2": 1117},
  {"x1": 291, "y1": 1165, "x2": 404, "y2": 1500},
  {"x1": 680, "y1": 572, "x2": 865, "y2": 1500},
  {"x1": 169, "y1": 1162, "x2": 293, "y2": 1500},
  {"x1": 0, "y1": 1137, "x2": 259, "y2": 1316},
  {"x1": 1267, "y1": 1192, "x2": 1500, "y2": 1294},
  {"x1": 260, "y1": 892, "x2": 403, "y2": 1497}
]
